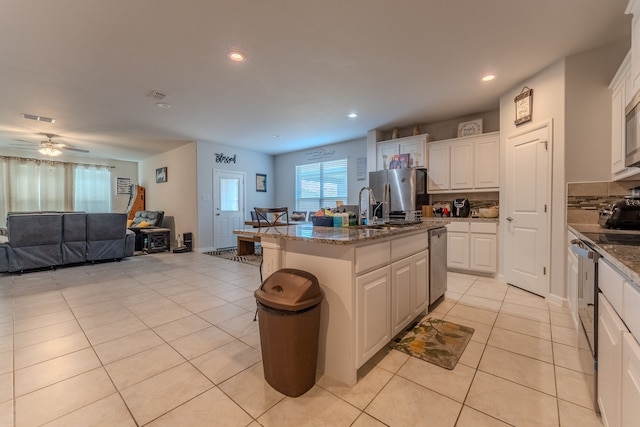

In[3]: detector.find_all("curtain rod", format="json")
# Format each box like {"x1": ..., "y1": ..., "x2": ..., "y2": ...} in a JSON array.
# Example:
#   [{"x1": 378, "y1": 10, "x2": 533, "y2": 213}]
[{"x1": 0, "y1": 155, "x2": 115, "y2": 169}]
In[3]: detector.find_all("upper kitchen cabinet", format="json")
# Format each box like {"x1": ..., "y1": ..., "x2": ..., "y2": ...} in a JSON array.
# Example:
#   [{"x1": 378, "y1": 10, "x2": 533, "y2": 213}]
[
  {"x1": 427, "y1": 131, "x2": 500, "y2": 193},
  {"x1": 611, "y1": 50, "x2": 640, "y2": 180},
  {"x1": 376, "y1": 134, "x2": 429, "y2": 170},
  {"x1": 628, "y1": 0, "x2": 640, "y2": 93}
]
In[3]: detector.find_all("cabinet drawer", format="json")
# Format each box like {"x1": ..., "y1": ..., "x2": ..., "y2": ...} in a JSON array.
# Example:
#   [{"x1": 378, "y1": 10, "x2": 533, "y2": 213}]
[
  {"x1": 623, "y1": 281, "x2": 640, "y2": 340},
  {"x1": 599, "y1": 259, "x2": 624, "y2": 316},
  {"x1": 446, "y1": 222, "x2": 469, "y2": 232},
  {"x1": 355, "y1": 241, "x2": 390, "y2": 274},
  {"x1": 470, "y1": 222, "x2": 497, "y2": 234},
  {"x1": 391, "y1": 232, "x2": 428, "y2": 261}
]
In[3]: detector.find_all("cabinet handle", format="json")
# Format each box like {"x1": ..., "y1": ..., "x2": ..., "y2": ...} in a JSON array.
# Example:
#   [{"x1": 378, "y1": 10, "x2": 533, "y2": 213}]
[{"x1": 506, "y1": 216, "x2": 514, "y2": 222}]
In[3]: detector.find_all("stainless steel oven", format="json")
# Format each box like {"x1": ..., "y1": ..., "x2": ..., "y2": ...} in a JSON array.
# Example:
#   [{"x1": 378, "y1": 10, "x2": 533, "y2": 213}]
[{"x1": 570, "y1": 238, "x2": 599, "y2": 411}]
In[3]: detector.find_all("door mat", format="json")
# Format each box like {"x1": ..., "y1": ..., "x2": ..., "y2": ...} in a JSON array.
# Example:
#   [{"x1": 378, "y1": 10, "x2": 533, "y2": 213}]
[
  {"x1": 391, "y1": 317, "x2": 474, "y2": 370},
  {"x1": 204, "y1": 247, "x2": 262, "y2": 267}
]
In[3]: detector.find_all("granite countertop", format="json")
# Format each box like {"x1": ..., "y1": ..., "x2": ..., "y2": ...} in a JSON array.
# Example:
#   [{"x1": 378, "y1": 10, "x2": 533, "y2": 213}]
[
  {"x1": 568, "y1": 223, "x2": 640, "y2": 287},
  {"x1": 422, "y1": 217, "x2": 500, "y2": 223},
  {"x1": 234, "y1": 221, "x2": 449, "y2": 245}
]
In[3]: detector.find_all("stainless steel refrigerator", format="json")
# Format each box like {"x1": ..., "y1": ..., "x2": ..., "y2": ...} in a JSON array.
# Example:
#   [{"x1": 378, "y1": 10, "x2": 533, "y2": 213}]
[{"x1": 368, "y1": 168, "x2": 428, "y2": 223}]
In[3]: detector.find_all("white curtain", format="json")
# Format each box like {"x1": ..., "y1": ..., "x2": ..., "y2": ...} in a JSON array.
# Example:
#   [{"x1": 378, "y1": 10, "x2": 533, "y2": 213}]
[
  {"x1": 0, "y1": 157, "x2": 111, "y2": 227},
  {"x1": 74, "y1": 165, "x2": 112, "y2": 212}
]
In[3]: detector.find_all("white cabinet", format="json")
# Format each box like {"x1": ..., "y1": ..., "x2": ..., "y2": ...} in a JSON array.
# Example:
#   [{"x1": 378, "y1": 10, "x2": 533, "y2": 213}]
[
  {"x1": 447, "y1": 222, "x2": 470, "y2": 270},
  {"x1": 622, "y1": 332, "x2": 640, "y2": 427},
  {"x1": 446, "y1": 221, "x2": 497, "y2": 273},
  {"x1": 610, "y1": 51, "x2": 640, "y2": 180},
  {"x1": 428, "y1": 132, "x2": 500, "y2": 193},
  {"x1": 391, "y1": 249, "x2": 429, "y2": 336},
  {"x1": 376, "y1": 134, "x2": 428, "y2": 170},
  {"x1": 450, "y1": 140, "x2": 474, "y2": 190},
  {"x1": 598, "y1": 294, "x2": 628, "y2": 427},
  {"x1": 629, "y1": 0, "x2": 640, "y2": 94},
  {"x1": 427, "y1": 141, "x2": 450, "y2": 191},
  {"x1": 391, "y1": 257, "x2": 413, "y2": 336},
  {"x1": 356, "y1": 266, "x2": 391, "y2": 366},
  {"x1": 474, "y1": 134, "x2": 501, "y2": 189},
  {"x1": 356, "y1": 231, "x2": 429, "y2": 367}
]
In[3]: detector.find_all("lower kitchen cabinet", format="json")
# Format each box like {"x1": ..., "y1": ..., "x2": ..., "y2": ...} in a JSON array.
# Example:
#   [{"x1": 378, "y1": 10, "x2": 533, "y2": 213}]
[
  {"x1": 598, "y1": 294, "x2": 627, "y2": 427},
  {"x1": 356, "y1": 266, "x2": 391, "y2": 366},
  {"x1": 391, "y1": 249, "x2": 429, "y2": 337},
  {"x1": 622, "y1": 332, "x2": 640, "y2": 427},
  {"x1": 447, "y1": 221, "x2": 497, "y2": 273}
]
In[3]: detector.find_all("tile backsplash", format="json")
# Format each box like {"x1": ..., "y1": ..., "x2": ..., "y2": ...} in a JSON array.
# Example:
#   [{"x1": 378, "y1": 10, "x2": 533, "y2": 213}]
[
  {"x1": 430, "y1": 191, "x2": 499, "y2": 210},
  {"x1": 567, "y1": 180, "x2": 640, "y2": 224}
]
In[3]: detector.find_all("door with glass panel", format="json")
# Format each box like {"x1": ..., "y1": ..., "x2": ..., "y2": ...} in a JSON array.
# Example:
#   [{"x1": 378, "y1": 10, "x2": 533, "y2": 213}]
[{"x1": 213, "y1": 170, "x2": 245, "y2": 249}]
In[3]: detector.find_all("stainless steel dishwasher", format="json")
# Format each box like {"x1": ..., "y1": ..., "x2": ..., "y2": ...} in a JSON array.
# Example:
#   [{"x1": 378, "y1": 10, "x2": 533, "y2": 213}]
[{"x1": 429, "y1": 227, "x2": 447, "y2": 306}]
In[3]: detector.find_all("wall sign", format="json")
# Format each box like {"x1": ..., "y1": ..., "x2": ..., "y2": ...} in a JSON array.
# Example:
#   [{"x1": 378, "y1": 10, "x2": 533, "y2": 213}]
[
  {"x1": 215, "y1": 153, "x2": 237, "y2": 163},
  {"x1": 116, "y1": 177, "x2": 131, "y2": 194},
  {"x1": 514, "y1": 87, "x2": 533, "y2": 126},
  {"x1": 256, "y1": 173, "x2": 267, "y2": 192}
]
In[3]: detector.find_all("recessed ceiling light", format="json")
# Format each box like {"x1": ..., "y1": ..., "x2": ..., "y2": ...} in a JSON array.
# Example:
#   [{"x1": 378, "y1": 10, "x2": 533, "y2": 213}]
[
  {"x1": 482, "y1": 74, "x2": 496, "y2": 82},
  {"x1": 156, "y1": 102, "x2": 171, "y2": 109},
  {"x1": 228, "y1": 51, "x2": 245, "y2": 62},
  {"x1": 348, "y1": 113, "x2": 358, "y2": 118}
]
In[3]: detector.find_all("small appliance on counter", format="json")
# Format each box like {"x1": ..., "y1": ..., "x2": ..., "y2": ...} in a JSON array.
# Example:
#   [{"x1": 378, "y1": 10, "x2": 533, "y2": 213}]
[
  {"x1": 452, "y1": 198, "x2": 470, "y2": 217},
  {"x1": 598, "y1": 197, "x2": 640, "y2": 229}
]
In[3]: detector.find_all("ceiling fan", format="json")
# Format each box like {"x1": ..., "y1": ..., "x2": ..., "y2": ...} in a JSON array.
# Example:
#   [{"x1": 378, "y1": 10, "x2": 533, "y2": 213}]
[{"x1": 9, "y1": 133, "x2": 89, "y2": 156}]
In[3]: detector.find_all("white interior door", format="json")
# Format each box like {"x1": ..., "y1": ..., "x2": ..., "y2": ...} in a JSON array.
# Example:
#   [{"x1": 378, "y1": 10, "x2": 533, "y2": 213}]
[
  {"x1": 213, "y1": 169, "x2": 245, "y2": 250},
  {"x1": 503, "y1": 122, "x2": 551, "y2": 297}
]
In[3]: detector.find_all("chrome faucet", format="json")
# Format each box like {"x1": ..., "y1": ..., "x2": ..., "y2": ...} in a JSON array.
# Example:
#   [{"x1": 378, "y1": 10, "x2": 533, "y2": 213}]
[{"x1": 358, "y1": 186, "x2": 377, "y2": 225}]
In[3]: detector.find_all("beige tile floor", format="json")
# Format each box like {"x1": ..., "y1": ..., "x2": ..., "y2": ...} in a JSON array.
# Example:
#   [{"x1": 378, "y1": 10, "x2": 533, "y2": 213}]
[{"x1": 0, "y1": 252, "x2": 604, "y2": 426}]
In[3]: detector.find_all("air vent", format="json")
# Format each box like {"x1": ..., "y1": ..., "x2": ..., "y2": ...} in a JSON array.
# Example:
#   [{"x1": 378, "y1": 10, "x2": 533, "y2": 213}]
[
  {"x1": 21, "y1": 113, "x2": 55, "y2": 123},
  {"x1": 147, "y1": 90, "x2": 167, "y2": 101}
]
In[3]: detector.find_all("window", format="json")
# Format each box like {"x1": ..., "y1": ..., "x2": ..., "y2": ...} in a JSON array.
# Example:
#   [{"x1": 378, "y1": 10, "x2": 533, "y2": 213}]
[
  {"x1": 296, "y1": 158, "x2": 348, "y2": 212},
  {"x1": 0, "y1": 157, "x2": 112, "y2": 225},
  {"x1": 74, "y1": 166, "x2": 112, "y2": 212}
]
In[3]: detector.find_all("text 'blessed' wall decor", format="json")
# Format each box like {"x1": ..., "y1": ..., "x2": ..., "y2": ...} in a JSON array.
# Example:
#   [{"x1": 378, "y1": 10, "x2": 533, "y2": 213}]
[{"x1": 215, "y1": 153, "x2": 237, "y2": 164}]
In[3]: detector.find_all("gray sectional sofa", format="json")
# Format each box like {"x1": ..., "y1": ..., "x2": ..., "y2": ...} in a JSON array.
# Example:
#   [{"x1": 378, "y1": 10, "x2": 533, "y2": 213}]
[{"x1": 0, "y1": 212, "x2": 135, "y2": 273}]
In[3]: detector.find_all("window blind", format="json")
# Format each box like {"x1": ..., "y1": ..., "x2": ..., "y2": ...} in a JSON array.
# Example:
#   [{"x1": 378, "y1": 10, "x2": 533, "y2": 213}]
[{"x1": 296, "y1": 158, "x2": 348, "y2": 212}]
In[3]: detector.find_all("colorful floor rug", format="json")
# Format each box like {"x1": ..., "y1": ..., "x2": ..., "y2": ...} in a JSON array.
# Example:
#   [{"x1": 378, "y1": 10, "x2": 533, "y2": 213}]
[
  {"x1": 391, "y1": 317, "x2": 474, "y2": 370},
  {"x1": 204, "y1": 247, "x2": 262, "y2": 267}
]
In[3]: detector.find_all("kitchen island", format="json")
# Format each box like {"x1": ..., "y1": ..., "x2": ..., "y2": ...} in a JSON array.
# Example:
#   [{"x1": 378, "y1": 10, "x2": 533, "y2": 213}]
[{"x1": 234, "y1": 221, "x2": 447, "y2": 385}]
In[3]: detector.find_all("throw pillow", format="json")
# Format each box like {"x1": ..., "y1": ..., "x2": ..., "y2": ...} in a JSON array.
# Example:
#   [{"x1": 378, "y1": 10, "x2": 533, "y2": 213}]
[
  {"x1": 137, "y1": 221, "x2": 151, "y2": 228},
  {"x1": 127, "y1": 219, "x2": 134, "y2": 227}
]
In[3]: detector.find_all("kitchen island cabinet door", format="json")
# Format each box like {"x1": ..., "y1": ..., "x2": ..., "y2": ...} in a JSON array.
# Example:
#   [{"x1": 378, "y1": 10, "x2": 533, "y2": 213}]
[
  {"x1": 413, "y1": 249, "x2": 429, "y2": 317},
  {"x1": 391, "y1": 258, "x2": 413, "y2": 336},
  {"x1": 621, "y1": 332, "x2": 640, "y2": 427},
  {"x1": 356, "y1": 266, "x2": 391, "y2": 367}
]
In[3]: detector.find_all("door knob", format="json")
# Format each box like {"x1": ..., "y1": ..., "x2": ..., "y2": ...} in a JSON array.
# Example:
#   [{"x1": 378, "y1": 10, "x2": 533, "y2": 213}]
[{"x1": 506, "y1": 216, "x2": 514, "y2": 222}]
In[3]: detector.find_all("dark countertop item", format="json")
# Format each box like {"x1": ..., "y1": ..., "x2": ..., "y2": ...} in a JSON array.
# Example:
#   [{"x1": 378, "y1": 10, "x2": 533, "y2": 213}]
[
  {"x1": 234, "y1": 221, "x2": 449, "y2": 245},
  {"x1": 569, "y1": 223, "x2": 640, "y2": 287}
]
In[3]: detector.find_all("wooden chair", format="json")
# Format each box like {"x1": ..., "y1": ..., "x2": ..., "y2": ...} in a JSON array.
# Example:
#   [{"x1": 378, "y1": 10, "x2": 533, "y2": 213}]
[
  {"x1": 253, "y1": 207, "x2": 289, "y2": 320},
  {"x1": 253, "y1": 207, "x2": 289, "y2": 228}
]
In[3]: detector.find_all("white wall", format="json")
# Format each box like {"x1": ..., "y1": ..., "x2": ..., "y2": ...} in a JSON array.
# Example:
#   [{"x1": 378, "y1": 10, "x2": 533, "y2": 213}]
[
  {"x1": 273, "y1": 137, "x2": 368, "y2": 210},
  {"x1": 565, "y1": 41, "x2": 630, "y2": 182},
  {"x1": 139, "y1": 143, "x2": 198, "y2": 248},
  {"x1": 196, "y1": 141, "x2": 274, "y2": 252},
  {"x1": 499, "y1": 60, "x2": 566, "y2": 303}
]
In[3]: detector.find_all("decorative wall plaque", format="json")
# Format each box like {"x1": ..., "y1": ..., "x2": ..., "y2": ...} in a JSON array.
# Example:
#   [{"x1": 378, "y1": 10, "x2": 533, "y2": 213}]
[{"x1": 514, "y1": 87, "x2": 533, "y2": 126}]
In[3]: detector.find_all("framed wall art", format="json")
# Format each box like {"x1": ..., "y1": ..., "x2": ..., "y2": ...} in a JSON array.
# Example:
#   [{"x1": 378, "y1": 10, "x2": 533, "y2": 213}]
[
  {"x1": 156, "y1": 167, "x2": 167, "y2": 183},
  {"x1": 116, "y1": 177, "x2": 131, "y2": 194},
  {"x1": 514, "y1": 87, "x2": 533, "y2": 125},
  {"x1": 256, "y1": 173, "x2": 267, "y2": 192}
]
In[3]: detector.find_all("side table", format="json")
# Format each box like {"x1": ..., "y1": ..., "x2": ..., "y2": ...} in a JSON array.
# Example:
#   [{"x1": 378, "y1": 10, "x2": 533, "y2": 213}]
[{"x1": 140, "y1": 228, "x2": 171, "y2": 253}]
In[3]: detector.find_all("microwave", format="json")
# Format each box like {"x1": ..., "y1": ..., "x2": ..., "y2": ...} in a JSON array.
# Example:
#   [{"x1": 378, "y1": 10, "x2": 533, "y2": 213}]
[{"x1": 625, "y1": 89, "x2": 640, "y2": 167}]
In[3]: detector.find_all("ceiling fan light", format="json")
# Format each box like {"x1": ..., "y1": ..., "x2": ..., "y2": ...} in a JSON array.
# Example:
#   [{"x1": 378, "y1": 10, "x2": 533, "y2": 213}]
[{"x1": 39, "y1": 147, "x2": 62, "y2": 156}]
